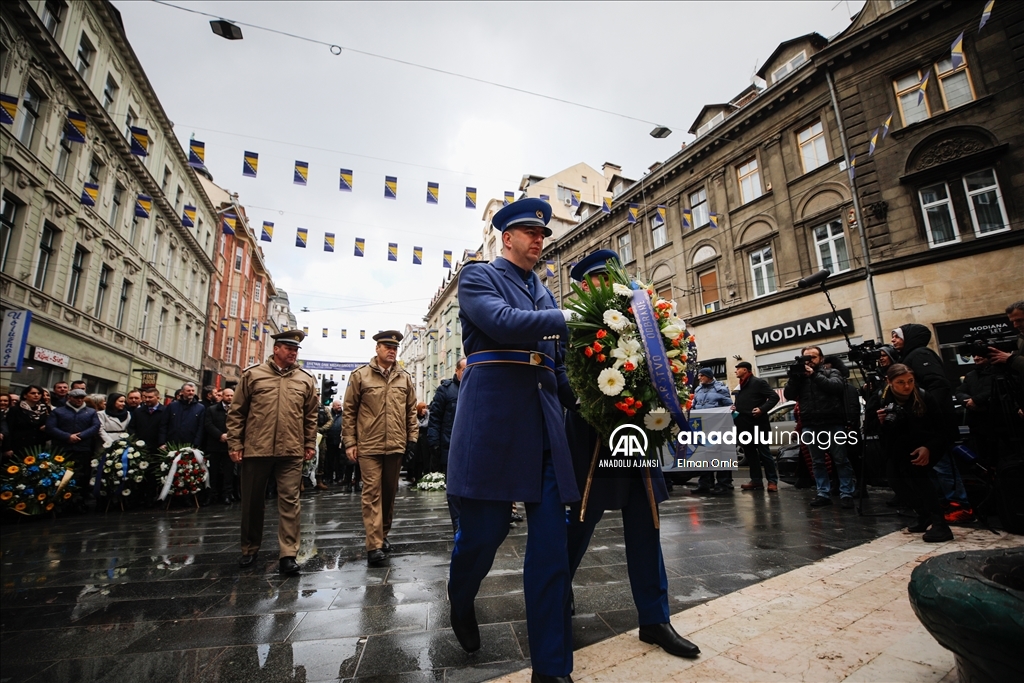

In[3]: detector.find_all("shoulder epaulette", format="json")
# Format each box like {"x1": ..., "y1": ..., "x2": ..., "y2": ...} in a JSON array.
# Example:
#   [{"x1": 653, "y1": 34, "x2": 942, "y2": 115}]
[
  {"x1": 242, "y1": 362, "x2": 262, "y2": 373},
  {"x1": 299, "y1": 367, "x2": 316, "y2": 379}
]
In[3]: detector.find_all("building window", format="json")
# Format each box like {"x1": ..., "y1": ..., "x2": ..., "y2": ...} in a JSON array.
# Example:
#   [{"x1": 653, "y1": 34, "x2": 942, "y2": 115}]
[
  {"x1": 814, "y1": 220, "x2": 850, "y2": 274},
  {"x1": 1, "y1": 196, "x2": 18, "y2": 274},
  {"x1": 749, "y1": 246, "x2": 777, "y2": 298},
  {"x1": 894, "y1": 70, "x2": 930, "y2": 125},
  {"x1": 617, "y1": 232, "x2": 634, "y2": 264},
  {"x1": 157, "y1": 309, "x2": 167, "y2": 349},
  {"x1": 229, "y1": 291, "x2": 239, "y2": 317},
  {"x1": 141, "y1": 297, "x2": 152, "y2": 341},
  {"x1": 67, "y1": 245, "x2": 87, "y2": 307},
  {"x1": 253, "y1": 279, "x2": 262, "y2": 301},
  {"x1": 94, "y1": 265, "x2": 111, "y2": 319},
  {"x1": 88, "y1": 155, "x2": 103, "y2": 186},
  {"x1": 699, "y1": 269, "x2": 720, "y2": 313},
  {"x1": 556, "y1": 185, "x2": 577, "y2": 204},
  {"x1": 737, "y1": 157, "x2": 762, "y2": 204},
  {"x1": 109, "y1": 184, "x2": 124, "y2": 227},
  {"x1": 165, "y1": 244, "x2": 176, "y2": 279},
  {"x1": 124, "y1": 107, "x2": 136, "y2": 140},
  {"x1": 771, "y1": 51, "x2": 807, "y2": 84},
  {"x1": 76, "y1": 32, "x2": 94, "y2": 79},
  {"x1": 918, "y1": 183, "x2": 960, "y2": 247},
  {"x1": 689, "y1": 188, "x2": 709, "y2": 228},
  {"x1": 129, "y1": 212, "x2": 141, "y2": 246},
  {"x1": 36, "y1": 226, "x2": 60, "y2": 290},
  {"x1": 963, "y1": 168, "x2": 1008, "y2": 236},
  {"x1": 234, "y1": 245, "x2": 244, "y2": 271},
  {"x1": 116, "y1": 279, "x2": 130, "y2": 330},
  {"x1": 161, "y1": 166, "x2": 172, "y2": 192},
  {"x1": 695, "y1": 111, "x2": 725, "y2": 138},
  {"x1": 150, "y1": 231, "x2": 161, "y2": 264},
  {"x1": 55, "y1": 128, "x2": 74, "y2": 182},
  {"x1": 16, "y1": 83, "x2": 43, "y2": 148},
  {"x1": 174, "y1": 186, "x2": 184, "y2": 212},
  {"x1": 651, "y1": 217, "x2": 667, "y2": 250},
  {"x1": 41, "y1": 0, "x2": 65, "y2": 36},
  {"x1": 102, "y1": 74, "x2": 118, "y2": 112},
  {"x1": 225, "y1": 336, "x2": 234, "y2": 365},
  {"x1": 798, "y1": 121, "x2": 829, "y2": 173},
  {"x1": 936, "y1": 55, "x2": 975, "y2": 110}
]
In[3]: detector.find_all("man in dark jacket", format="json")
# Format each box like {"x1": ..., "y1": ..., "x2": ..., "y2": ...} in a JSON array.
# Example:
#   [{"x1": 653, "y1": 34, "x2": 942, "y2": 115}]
[
  {"x1": 428, "y1": 357, "x2": 465, "y2": 531},
  {"x1": 163, "y1": 382, "x2": 205, "y2": 450},
  {"x1": 131, "y1": 387, "x2": 166, "y2": 449},
  {"x1": 324, "y1": 400, "x2": 344, "y2": 486},
  {"x1": 732, "y1": 362, "x2": 780, "y2": 492},
  {"x1": 51, "y1": 381, "x2": 70, "y2": 408},
  {"x1": 46, "y1": 389, "x2": 100, "y2": 485},
  {"x1": 784, "y1": 345, "x2": 857, "y2": 508},
  {"x1": 204, "y1": 387, "x2": 235, "y2": 504}
]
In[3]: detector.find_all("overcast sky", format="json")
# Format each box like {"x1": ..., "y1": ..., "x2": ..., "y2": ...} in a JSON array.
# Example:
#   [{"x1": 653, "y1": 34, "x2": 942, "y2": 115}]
[{"x1": 113, "y1": 0, "x2": 866, "y2": 364}]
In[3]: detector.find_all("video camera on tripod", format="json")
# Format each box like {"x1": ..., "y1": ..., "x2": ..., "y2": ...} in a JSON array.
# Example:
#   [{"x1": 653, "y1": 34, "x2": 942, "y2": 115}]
[{"x1": 955, "y1": 332, "x2": 1019, "y2": 358}]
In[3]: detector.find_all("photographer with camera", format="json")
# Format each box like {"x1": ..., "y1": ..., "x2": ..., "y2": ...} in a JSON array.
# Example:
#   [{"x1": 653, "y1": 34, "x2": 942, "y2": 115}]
[
  {"x1": 986, "y1": 301, "x2": 1024, "y2": 416},
  {"x1": 872, "y1": 364, "x2": 954, "y2": 542},
  {"x1": 956, "y1": 352, "x2": 997, "y2": 465},
  {"x1": 784, "y1": 346, "x2": 857, "y2": 508}
]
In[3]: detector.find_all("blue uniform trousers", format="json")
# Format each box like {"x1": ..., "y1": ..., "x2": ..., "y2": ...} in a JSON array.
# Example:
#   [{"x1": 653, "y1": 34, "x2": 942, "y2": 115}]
[
  {"x1": 567, "y1": 474, "x2": 670, "y2": 626},
  {"x1": 449, "y1": 454, "x2": 572, "y2": 677}
]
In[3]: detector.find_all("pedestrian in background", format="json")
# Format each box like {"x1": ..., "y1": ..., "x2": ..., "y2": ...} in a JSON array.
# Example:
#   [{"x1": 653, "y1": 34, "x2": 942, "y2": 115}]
[
  {"x1": 690, "y1": 368, "x2": 735, "y2": 495},
  {"x1": 344, "y1": 330, "x2": 419, "y2": 565},
  {"x1": 204, "y1": 387, "x2": 235, "y2": 505},
  {"x1": 323, "y1": 400, "x2": 344, "y2": 486},
  {"x1": 732, "y1": 362, "x2": 781, "y2": 492}
]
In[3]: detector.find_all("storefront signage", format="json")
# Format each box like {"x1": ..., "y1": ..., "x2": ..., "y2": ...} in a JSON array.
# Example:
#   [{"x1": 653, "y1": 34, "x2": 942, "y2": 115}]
[
  {"x1": 934, "y1": 316, "x2": 1012, "y2": 346},
  {"x1": 140, "y1": 371, "x2": 158, "y2": 389},
  {"x1": 751, "y1": 308, "x2": 854, "y2": 351},
  {"x1": 32, "y1": 346, "x2": 70, "y2": 368},
  {"x1": 1, "y1": 310, "x2": 32, "y2": 373}
]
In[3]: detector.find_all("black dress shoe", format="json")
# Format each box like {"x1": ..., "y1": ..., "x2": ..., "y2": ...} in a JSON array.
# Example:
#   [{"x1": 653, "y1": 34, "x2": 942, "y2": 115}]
[
  {"x1": 450, "y1": 605, "x2": 481, "y2": 653},
  {"x1": 510, "y1": 511, "x2": 523, "y2": 523},
  {"x1": 367, "y1": 549, "x2": 386, "y2": 565},
  {"x1": 238, "y1": 553, "x2": 258, "y2": 568},
  {"x1": 639, "y1": 623, "x2": 700, "y2": 658},
  {"x1": 530, "y1": 673, "x2": 573, "y2": 683},
  {"x1": 907, "y1": 518, "x2": 930, "y2": 533},
  {"x1": 279, "y1": 557, "x2": 301, "y2": 575},
  {"x1": 382, "y1": 539, "x2": 392, "y2": 553}
]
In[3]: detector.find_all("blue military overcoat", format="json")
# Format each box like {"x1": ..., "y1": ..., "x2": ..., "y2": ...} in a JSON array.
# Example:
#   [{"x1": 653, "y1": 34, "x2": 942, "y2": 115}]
[{"x1": 446, "y1": 257, "x2": 580, "y2": 504}]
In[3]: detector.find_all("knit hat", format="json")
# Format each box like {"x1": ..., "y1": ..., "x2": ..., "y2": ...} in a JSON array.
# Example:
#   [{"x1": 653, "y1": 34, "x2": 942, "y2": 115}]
[{"x1": 698, "y1": 368, "x2": 715, "y2": 379}]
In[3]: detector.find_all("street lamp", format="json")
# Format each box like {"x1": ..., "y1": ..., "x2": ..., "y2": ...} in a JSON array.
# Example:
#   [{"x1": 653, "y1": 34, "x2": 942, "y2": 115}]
[
  {"x1": 210, "y1": 20, "x2": 243, "y2": 40},
  {"x1": 649, "y1": 126, "x2": 672, "y2": 139}
]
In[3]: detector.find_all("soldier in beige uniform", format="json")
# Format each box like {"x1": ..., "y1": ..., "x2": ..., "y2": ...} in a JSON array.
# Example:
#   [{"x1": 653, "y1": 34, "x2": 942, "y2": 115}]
[
  {"x1": 228, "y1": 329, "x2": 318, "y2": 575},
  {"x1": 344, "y1": 330, "x2": 419, "y2": 565}
]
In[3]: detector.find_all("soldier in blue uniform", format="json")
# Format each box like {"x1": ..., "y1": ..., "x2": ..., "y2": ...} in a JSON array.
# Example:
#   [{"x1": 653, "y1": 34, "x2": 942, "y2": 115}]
[
  {"x1": 564, "y1": 249, "x2": 701, "y2": 659},
  {"x1": 446, "y1": 198, "x2": 578, "y2": 683}
]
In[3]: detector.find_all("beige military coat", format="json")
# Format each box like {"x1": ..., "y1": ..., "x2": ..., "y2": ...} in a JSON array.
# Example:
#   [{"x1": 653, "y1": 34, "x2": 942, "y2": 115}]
[
  {"x1": 342, "y1": 357, "x2": 418, "y2": 454},
  {"x1": 226, "y1": 358, "x2": 318, "y2": 457}
]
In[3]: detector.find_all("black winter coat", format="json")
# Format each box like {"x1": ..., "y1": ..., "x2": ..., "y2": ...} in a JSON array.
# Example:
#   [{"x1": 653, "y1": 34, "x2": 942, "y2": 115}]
[
  {"x1": 6, "y1": 405, "x2": 49, "y2": 454},
  {"x1": 131, "y1": 404, "x2": 167, "y2": 449},
  {"x1": 784, "y1": 366, "x2": 847, "y2": 427},
  {"x1": 164, "y1": 399, "x2": 205, "y2": 449},
  {"x1": 427, "y1": 377, "x2": 460, "y2": 455},
  {"x1": 203, "y1": 403, "x2": 230, "y2": 455},
  {"x1": 873, "y1": 387, "x2": 948, "y2": 463},
  {"x1": 732, "y1": 375, "x2": 779, "y2": 431},
  {"x1": 956, "y1": 364, "x2": 997, "y2": 433}
]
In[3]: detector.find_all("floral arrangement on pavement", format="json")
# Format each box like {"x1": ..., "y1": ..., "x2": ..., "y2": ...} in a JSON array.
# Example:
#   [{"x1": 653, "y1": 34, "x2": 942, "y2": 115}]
[
  {"x1": 415, "y1": 471, "x2": 446, "y2": 491},
  {"x1": 1, "y1": 446, "x2": 76, "y2": 515},
  {"x1": 92, "y1": 437, "x2": 152, "y2": 500},
  {"x1": 158, "y1": 444, "x2": 209, "y2": 500},
  {"x1": 565, "y1": 258, "x2": 698, "y2": 452}
]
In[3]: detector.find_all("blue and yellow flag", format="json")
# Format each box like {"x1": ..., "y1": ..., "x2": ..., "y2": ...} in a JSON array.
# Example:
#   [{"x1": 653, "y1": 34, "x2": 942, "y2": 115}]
[
  {"x1": 466, "y1": 187, "x2": 476, "y2": 209},
  {"x1": 261, "y1": 221, "x2": 273, "y2": 242},
  {"x1": 339, "y1": 168, "x2": 353, "y2": 192},
  {"x1": 466, "y1": 250, "x2": 479, "y2": 261},
  {"x1": 262, "y1": 323, "x2": 269, "y2": 335},
  {"x1": 709, "y1": 213, "x2": 719, "y2": 229},
  {"x1": 385, "y1": 176, "x2": 398, "y2": 199},
  {"x1": 602, "y1": 197, "x2": 612, "y2": 214},
  {"x1": 324, "y1": 232, "x2": 335, "y2": 252},
  {"x1": 135, "y1": 194, "x2": 152, "y2": 218},
  {"x1": 443, "y1": 250, "x2": 453, "y2": 268},
  {"x1": 539, "y1": 194, "x2": 550, "y2": 201},
  {"x1": 388, "y1": 243, "x2": 398, "y2": 261},
  {"x1": 294, "y1": 161, "x2": 308, "y2": 186},
  {"x1": 303, "y1": 327, "x2": 309, "y2": 336},
  {"x1": 323, "y1": 328, "x2": 328, "y2": 338},
  {"x1": 354, "y1": 237, "x2": 365, "y2": 257},
  {"x1": 240, "y1": 320, "x2": 249, "y2": 333},
  {"x1": 979, "y1": 0, "x2": 994, "y2": 31},
  {"x1": 882, "y1": 112, "x2": 894, "y2": 139},
  {"x1": 0, "y1": 94, "x2": 16, "y2": 125},
  {"x1": 81, "y1": 182, "x2": 99, "y2": 206},
  {"x1": 545, "y1": 261, "x2": 555, "y2": 278},
  {"x1": 869, "y1": 128, "x2": 880, "y2": 156},
  {"x1": 360, "y1": 330, "x2": 365, "y2": 340},
  {"x1": 681, "y1": 208, "x2": 692, "y2": 229},
  {"x1": 427, "y1": 182, "x2": 439, "y2": 204},
  {"x1": 428, "y1": 330, "x2": 437, "y2": 340},
  {"x1": 188, "y1": 140, "x2": 205, "y2": 169},
  {"x1": 242, "y1": 151, "x2": 258, "y2": 177},
  {"x1": 654, "y1": 205, "x2": 667, "y2": 228},
  {"x1": 950, "y1": 31, "x2": 965, "y2": 70},
  {"x1": 413, "y1": 246, "x2": 423, "y2": 265},
  {"x1": 65, "y1": 111, "x2": 87, "y2": 143},
  {"x1": 182, "y1": 205, "x2": 196, "y2": 228},
  {"x1": 220, "y1": 318, "x2": 227, "y2": 330},
  {"x1": 917, "y1": 69, "x2": 931, "y2": 106},
  {"x1": 129, "y1": 127, "x2": 149, "y2": 156},
  {"x1": 627, "y1": 203, "x2": 639, "y2": 224},
  {"x1": 341, "y1": 329, "x2": 347, "y2": 339},
  {"x1": 504, "y1": 191, "x2": 514, "y2": 206},
  {"x1": 571, "y1": 190, "x2": 581, "y2": 207},
  {"x1": 848, "y1": 154, "x2": 857, "y2": 182},
  {"x1": 296, "y1": 228, "x2": 308, "y2": 248},
  {"x1": 222, "y1": 212, "x2": 236, "y2": 235}
]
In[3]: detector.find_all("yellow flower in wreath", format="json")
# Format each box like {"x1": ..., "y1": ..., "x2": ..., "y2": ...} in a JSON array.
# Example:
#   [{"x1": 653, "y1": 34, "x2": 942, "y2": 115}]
[
  {"x1": 5, "y1": 465, "x2": 18, "y2": 474},
  {"x1": 23, "y1": 456, "x2": 36, "y2": 465},
  {"x1": 14, "y1": 502, "x2": 26, "y2": 511},
  {"x1": 37, "y1": 493, "x2": 47, "y2": 501},
  {"x1": 0, "y1": 491, "x2": 12, "y2": 501},
  {"x1": 53, "y1": 456, "x2": 65, "y2": 463}
]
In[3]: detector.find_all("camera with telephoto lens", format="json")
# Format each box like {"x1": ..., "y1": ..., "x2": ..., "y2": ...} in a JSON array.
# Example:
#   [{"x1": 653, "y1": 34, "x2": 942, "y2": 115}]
[
  {"x1": 848, "y1": 339, "x2": 882, "y2": 370},
  {"x1": 882, "y1": 402, "x2": 905, "y2": 425},
  {"x1": 955, "y1": 332, "x2": 1018, "y2": 358},
  {"x1": 788, "y1": 355, "x2": 814, "y2": 377}
]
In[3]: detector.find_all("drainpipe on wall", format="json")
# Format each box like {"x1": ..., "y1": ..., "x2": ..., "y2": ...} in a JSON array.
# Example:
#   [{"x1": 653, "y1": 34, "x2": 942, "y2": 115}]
[{"x1": 826, "y1": 69, "x2": 884, "y2": 343}]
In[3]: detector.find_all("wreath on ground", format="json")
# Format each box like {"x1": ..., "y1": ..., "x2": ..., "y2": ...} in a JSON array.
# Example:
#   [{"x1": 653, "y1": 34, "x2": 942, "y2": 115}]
[
  {"x1": 415, "y1": 472, "x2": 446, "y2": 491},
  {"x1": 158, "y1": 445, "x2": 209, "y2": 500},
  {"x1": 92, "y1": 437, "x2": 152, "y2": 500},
  {"x1": 1, "y1": 446, "x2": 76, "y2": 515}
]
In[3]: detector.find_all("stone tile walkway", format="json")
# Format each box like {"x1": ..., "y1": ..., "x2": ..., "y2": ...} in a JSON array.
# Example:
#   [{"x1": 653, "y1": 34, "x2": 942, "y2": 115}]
[{"x1": 493, "y1": 527, "x2": 1023, "y2": 683}]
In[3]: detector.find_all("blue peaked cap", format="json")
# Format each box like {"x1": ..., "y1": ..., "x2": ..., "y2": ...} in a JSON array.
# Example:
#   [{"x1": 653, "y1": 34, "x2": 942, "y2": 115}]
[
  {"x1": 570, "y1": 249, "x2": 620, "y2": 281},
  {"x1": 491, "y1": 197, "x2": 553, "y2": 237}
]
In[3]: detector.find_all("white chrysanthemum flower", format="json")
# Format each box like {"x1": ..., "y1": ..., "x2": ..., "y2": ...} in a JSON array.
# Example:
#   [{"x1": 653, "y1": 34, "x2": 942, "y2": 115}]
[
  {"x1": 611, "y1": 336, "x2": 643, "y2": 369},
  {"x1": 139, "y1": 461, "x2": 149, "y2": 469},
  {"x1": 612, "y1": 283, "x2": 632, "y2": 297},
  {"x1": 134, "y1": 475, "x2": 144, "y2": 482},
  {"x1": 123, "y1": 489, "x2": 131, "y2": 496},
  {"x1": 89, "y1": 478, "x2": 96, "y2": 486},
  {"x1": 91, "y1": 460, "x2": 99, "y2": 467},
  {"x1": 643, "y1": 410, "x2": 671, "y2": 431},
  {"x1": 597, "y1": 368, "x2": 626, "y2": 396},
  {"x1": 603, "y1": 309, "x2": 631, "y2": 331}
]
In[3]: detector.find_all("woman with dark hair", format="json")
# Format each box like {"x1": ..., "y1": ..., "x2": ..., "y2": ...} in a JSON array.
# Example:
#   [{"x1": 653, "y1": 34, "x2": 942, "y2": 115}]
[
  {"x1": 98, "y1": 392, "x2": 131, "y2": 448},
  {"x1": 872, "y1": 364, "x2": 953, "y2": 542},
  {"x1": 7, "y1": 385, "x2": 50, "y2": 455}
]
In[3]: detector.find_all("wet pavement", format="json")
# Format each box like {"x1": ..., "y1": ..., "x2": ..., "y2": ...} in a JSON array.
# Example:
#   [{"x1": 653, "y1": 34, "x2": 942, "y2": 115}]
[{"x1": 0, "y1": 479, "x2": 909, "y2": 683}]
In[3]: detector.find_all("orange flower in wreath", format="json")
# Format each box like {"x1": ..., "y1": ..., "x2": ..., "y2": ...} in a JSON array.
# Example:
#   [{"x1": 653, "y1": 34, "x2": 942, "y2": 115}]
[
  {"x1": 0, "y1": 491, "x2": 13, "y2": 501},
  {"x1": 14, "y1": 502, "x2": 26, "y2": 511},
  {"x1": 63, "y1": 492, "x2": 72, "y2": 500},
  {"x1": 6, "y1": 465, "x2": 19, "y2": 475},
  {"x1": 53, "y1": 456, "x2": 65, "y2": 463},
  {"x1": 45, "y1": 503, "x2": 54, "y2": 511},
  {"x1": 37, "y1": 493, "x2": 47, "y2": 501},
  {"x1": 23, "y1": 456, "x2": 36, "y2": 465}
]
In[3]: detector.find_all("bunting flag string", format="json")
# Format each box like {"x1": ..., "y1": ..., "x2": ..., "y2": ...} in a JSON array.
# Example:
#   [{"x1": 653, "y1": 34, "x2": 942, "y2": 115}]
[
  {"x1": 360, "y1": 330, "x2": 365, "y2": 339},
  {"x1": 868, "y1": 129, "x2": 880, "y2": 156},
  {"x1": 240, "y1": 320, "x2": 249, "y2": 333},
  {"x1": 339, "y1": 168, "x2": 353, "y2": 191},
  {"x1": 135, "y1": 194, "x2": 152, "y2": 218},
  {"x1": 916, "y1": 69, "x2": 931, "y2": 106},
  {"x1": 627, "y1": 203, "x2": 639, "y2": 224},
  {"x1": 65, "y1": 111, "x2": 87, "y2": 143},
  {"x1": 681, "y1": 208, "x2": 692, "y2": 230},
  {"x1": 261, "y1": 221, "x2": 273, "y2": 242},
  {"x1": 182, "y1": 205, "x2": 196, "y2": 228},
  {"x1": 539, "y1": 194, "x2": 549, "y2": 201},
  {"x1": 341, "y1": 329, "x2": 347, "y2": 339},
  {"x1": 545, "y1": 261, "x2": 555, "y2": 278},
  {"x1": 0, "y1": 93, "x2": 16, "y2": 125},
  {"x1": 294, "y1": 161, "x2": 309, "y2": 186},
  {"x1": 323, "y1": 328, "x2": 328, "y2": 338},
  {"x1": 129, "y1": 127, "x2": 149, "y2": 156},
  {"x1": 571, "y1": 190, "x2": 581, "y2": 207},
  {"x1": 709, "y1": 213, "x2": 719, "y2": 229},
  {"x1": 602, "y1": 197, "x2": 612, "y2": 214},
  {"x1": 881, "y1": 112, "x2": 894, "y2": 139},
  {"x1": 950, "y1": 31, "x2": 965, "y2": 69},
  {"x1": 219, "y1": 318, "x2": 227, "y2": 330},
  {"x1": 81, "y1": 182, "x2": 99, "y2": 206},
  {"x1": 465, "y1": 187, "x2": 476, "y2": 209},
  {"x1": 354, "y1": 237, "x2": 365, "y2": 257},
  {"x1": 242, "y1": 151, "x2": 259, "y2": 177},
  {"x1": 303, "y1": 327, "x2": 309, "y2": 336},
  {"x1": 388, "y1": 243, "x2": 398, "y2": 261},
  {"x1": 296, "y1": 228, "x2": 308, "y2": 248},
  {"x1": 324, "y1": 232, "x2": 335, "y2": 252},
  {"x1": 189, "y1": 140, "x2": 206, "y2": 169},
  {"x1": 979, "y1": 0, "x2": 994, "y2": 31},
  {"x1": 653, "y1": 205, "x2": 667, "y2": 228},
  {"x1": 426, "y1": 182, "x2": 439, "y2": 204},
  {"x1": 443, "y1": 250, "x2": 452, "y2": 268},
  {"x1": 503, "y1": 191, "x2": 514, "y2": 206},
  {"x1": 222, "y1": 212, "x2": 237, "y2": 235},
  {"x1": 384, "y1": 176, "x2": 398, "y2": 199},
  {"x1": 413, "y1": 246, "x2": 423, "y2": 265},
  {"x1": 848, "y1": 154, "x2": 857, "y2": 182}
]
